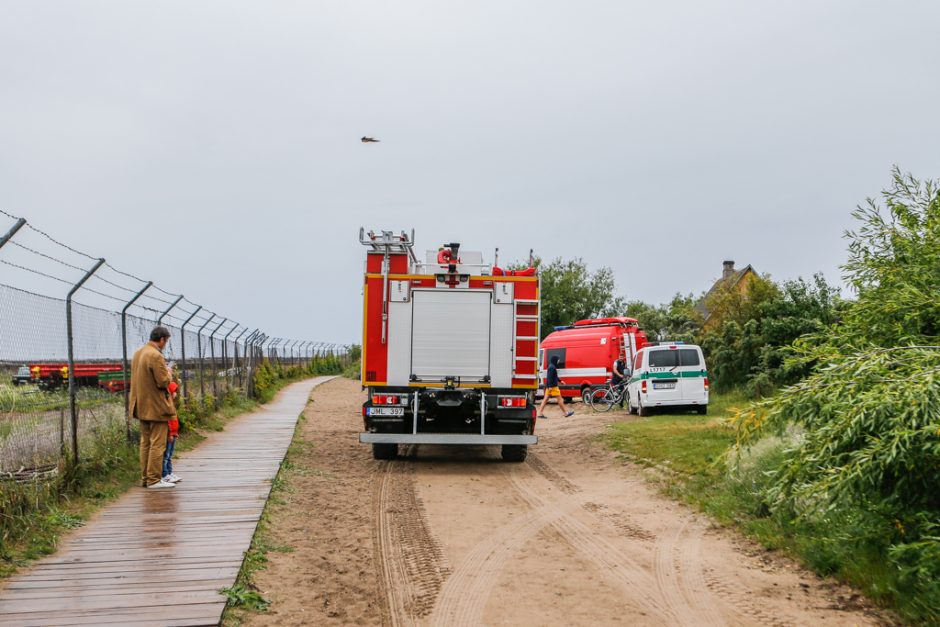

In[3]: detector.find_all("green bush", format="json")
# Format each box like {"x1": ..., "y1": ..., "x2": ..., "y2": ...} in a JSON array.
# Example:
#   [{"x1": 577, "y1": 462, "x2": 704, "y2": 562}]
[{"x1": 733, "y1": 169, "x2": 940, "y2": 622}]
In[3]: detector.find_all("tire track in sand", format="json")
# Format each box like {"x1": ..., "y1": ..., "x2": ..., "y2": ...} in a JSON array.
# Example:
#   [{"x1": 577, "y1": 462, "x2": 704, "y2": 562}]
[
  {"x1": 432, "y1": 459, "x2": 674, "y2": 625},
  {"x1": 374, "y1": 446, "x2": 449, "y2": 627},
  {"x1": 653, "y1": 521, "x2": 726, "y2": 627},
  {"x1": 507, "y1": 466, "x2": 679, "y2": 624},
  {"x1": 431, "y1": 492, "x2": 572, "y2": 626}
]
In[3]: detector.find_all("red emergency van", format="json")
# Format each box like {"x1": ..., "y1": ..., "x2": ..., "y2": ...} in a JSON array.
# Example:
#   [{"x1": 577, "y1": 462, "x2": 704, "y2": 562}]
[{"x1": 539, "y1": 317, "x2": 649, "y2": 402}]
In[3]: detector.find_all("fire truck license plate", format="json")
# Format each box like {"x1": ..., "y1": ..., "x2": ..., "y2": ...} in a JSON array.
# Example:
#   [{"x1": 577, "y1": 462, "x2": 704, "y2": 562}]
[
  {"x1": 369, "y1": 407, "x2": 405, "y2": 417},
  {"x1": 653, "y1": 382, "x2": 676, "y2": 390}
]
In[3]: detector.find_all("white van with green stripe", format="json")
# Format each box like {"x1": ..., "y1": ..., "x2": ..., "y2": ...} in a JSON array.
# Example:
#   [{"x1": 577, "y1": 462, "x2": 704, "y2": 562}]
[{"x1": 626, "y1": 343, "x2": 709, "y2": 416}]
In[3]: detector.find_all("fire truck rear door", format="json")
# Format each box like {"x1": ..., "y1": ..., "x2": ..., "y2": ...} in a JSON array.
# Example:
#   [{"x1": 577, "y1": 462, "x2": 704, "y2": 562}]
[{"x1": 411, "y1": 290, "x2": 491, "y2": 381}]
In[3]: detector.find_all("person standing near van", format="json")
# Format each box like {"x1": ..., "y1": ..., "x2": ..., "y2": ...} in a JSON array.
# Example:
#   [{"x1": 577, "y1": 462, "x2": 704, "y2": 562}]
[
  {"x1": 537, "y1": 355, "x2": 574, "y2": 419},
  {"x1": 611, "y1": 355, "x2": 628, "y2": 408},
  {"x1": 129, "y1": 326, "x2": 177, "y2": 489}
]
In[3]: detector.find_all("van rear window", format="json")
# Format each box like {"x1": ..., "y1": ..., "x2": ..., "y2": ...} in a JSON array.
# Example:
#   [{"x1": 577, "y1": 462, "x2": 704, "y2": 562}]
[
  {"x1": 648, "y1": 350, "x2": 678, "y2": 368},
  {"x1": 679, "y1": 349, "x2": 700, "y2": 366}
]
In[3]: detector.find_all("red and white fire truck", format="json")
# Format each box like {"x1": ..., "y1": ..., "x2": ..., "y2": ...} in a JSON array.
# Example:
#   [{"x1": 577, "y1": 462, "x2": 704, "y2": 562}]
[
  {"x1": 539, "y1": 317, "x2": 650, "y2": 402},
  {"x1": 358, "y1": 229, "x2": 540, "y2": 462}
]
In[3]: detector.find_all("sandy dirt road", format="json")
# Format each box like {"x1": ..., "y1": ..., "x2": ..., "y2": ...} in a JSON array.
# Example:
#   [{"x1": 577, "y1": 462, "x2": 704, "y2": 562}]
[{"x1": 245, "y1": 378, "x2": 887, "y2": 626}]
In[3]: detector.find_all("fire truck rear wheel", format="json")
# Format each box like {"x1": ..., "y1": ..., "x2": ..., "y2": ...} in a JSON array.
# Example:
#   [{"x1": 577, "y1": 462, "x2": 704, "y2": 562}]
[
  {"x1": 501, "y1": 444, "x2": 528, "y2": 462},
  {"x1": 372, "y1": 443, "x2": 398, "y2": 460}
]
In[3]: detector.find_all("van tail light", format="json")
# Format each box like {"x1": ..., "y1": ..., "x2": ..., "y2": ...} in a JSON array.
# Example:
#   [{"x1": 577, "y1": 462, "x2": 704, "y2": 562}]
[
  {"x1": 704, "y1": 377, "x2": 710, "y2": 392},
  {"x1": 498, "y1": 395, "x2": 527, "y2": 408},
  {"x1": 641, "y1": 380, "x2": 647, "y2": 394}
]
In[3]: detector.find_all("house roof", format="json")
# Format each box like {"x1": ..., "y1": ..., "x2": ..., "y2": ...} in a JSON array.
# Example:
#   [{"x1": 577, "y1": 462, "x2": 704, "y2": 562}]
[{"x1": 694, "y1": 264, "x2": 756, "y2": 318}]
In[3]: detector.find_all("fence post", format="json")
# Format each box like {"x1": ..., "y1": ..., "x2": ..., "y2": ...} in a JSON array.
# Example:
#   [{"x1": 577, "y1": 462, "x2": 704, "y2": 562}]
[
  {"x1": 268, "y1": 338, "x2": 278, "y2": 362},
  {"x1": 233, "y1": 327, "x2": 249, "y2": 391},
  {"x1": 222, "y1": 323, "x2": 238, "y2": 394},
  {"x1": 157, "y1": 294, "x2": 184, "y2": 325},
  {"x1": 248, "y1": 333, "x2": 264, "y2": 399},
  {"x1": 254, "y1": 332, "x2": 265, "y2": 392},
  {"x1": 121, "y1": 280, "x2": 152, "y2": 441},
  {"x1": 209, "y1": 317, "x2": 227, "y2": 403},
  {"x1": 179, "y1": 305, "x2": 203, "y2": 401},
  {"x1": 241, "y1": 329, "x2": 259, "y2": 391},
  {"x1": 196, "y1": 313, "x2": 216, "y2": 398},
  {"x1": 66, "y1": 257, "x2": 105, "y2": 466},
  {"x1": 0, "y1": 217, "x2": 27, "y2": 250}
]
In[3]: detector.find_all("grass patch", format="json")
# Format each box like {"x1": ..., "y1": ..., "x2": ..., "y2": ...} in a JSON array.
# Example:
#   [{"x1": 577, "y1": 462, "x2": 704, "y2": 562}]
[
  {"x1": 603, "y1": 391, "x2": 911, "y2": 621},
  {"x1": 0, "y1": 422, "x2": 140, "y2": 577}
]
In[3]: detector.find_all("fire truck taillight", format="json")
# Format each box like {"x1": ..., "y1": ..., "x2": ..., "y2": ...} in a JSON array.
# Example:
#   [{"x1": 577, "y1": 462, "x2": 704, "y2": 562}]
[
  {"x1": 641, "y1": 380, "x2": 647, "y2": 394},
  {"x1": 372, "y1": 394, "x2": 403, "y2": 405},
  {"x1": 497, "y1": 396, "x2": 526, "y2": 408}
]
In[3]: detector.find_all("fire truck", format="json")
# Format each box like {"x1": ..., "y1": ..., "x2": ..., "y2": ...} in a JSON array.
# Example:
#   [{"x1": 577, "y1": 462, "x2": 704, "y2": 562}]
[{"x1": 358, "y1": 229, "x2": 540, "y2": 462}]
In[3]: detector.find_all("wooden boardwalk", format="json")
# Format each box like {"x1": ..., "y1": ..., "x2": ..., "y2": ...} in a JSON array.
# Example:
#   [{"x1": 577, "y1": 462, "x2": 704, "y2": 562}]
[{"x1": 0, "y1": 377, "x2": 334, "y2": 627}]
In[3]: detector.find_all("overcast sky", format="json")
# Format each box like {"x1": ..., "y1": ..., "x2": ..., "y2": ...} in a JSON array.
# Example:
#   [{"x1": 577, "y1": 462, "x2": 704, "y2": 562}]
[{"x1": 2, "y1": 0, "x2": 939, "y2": 344}]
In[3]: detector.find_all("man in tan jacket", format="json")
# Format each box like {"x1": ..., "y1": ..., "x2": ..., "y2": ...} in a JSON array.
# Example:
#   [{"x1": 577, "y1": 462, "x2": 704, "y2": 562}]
[{"x1": 130, "y1": 326, "x2": 177, "y2": 489}]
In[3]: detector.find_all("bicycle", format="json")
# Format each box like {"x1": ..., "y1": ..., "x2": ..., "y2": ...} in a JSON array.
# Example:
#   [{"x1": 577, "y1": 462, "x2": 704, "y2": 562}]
[{"x1": 587, "y1": 379, "x2": 628, "y2": 412}]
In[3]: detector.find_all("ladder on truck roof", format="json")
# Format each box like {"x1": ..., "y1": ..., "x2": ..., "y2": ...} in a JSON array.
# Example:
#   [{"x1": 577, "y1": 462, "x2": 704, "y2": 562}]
[
  {"x1": 360, "y1": 227, "x2": 418, "y2": 344},
  {"x1": 359, "y1": 227, "x2": 418, "y2": 263}
]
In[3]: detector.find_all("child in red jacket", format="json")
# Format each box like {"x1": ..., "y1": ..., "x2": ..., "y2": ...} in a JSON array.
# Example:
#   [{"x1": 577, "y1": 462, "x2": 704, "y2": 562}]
[{"x1": 162, "y1": 376, "x2": 181, "y2": 483}]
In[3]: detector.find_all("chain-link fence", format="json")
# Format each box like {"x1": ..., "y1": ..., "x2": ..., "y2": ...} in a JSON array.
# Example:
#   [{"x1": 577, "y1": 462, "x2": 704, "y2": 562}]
[{"x1": 0, "y1": 210, "x2": 349, "y2": 476}]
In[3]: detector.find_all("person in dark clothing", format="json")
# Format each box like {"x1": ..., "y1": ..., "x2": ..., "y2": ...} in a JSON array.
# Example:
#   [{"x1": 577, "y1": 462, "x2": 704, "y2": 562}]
[
  {"x1": 537, "y1": 355, "x2": 574, "y2": 419},
  {"x1": 611, "y1": 356, "x2": 629, "y2": 408}
]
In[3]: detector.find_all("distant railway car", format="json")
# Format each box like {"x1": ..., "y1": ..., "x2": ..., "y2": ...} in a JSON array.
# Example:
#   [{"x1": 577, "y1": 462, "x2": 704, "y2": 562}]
[{"x1": 30, "y1": 363, "x2": 123, "y2": 390}]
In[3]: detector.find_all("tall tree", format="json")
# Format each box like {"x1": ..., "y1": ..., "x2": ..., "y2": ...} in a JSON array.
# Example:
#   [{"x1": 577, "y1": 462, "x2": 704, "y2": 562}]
[{"x1": 531, "y1": 257, "x2": 625, "y2": 338}]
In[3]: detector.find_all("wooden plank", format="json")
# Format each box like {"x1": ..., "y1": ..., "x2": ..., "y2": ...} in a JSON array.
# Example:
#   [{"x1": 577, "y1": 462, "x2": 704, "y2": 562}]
[
  {"x1": 0, "y1": 588, "x2": 226, "y2": 614},
  {"x1": 2, "y1": 579, "x2": 232, "y2": 599},
  {"x1": 4, "y1": 567, "x2": 241, "y2": 588},
  {"x1": 0, "y1": 377, "x2": 333, "y2": 625},
  {"x1": 0, "y1": 601, "x2": 226, "y2": 626}
]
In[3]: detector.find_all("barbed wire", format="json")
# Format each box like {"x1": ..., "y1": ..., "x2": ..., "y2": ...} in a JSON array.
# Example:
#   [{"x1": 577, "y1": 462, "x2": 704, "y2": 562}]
[
  {"x1": 7, "y1": 241, "x2": 89, "y2": 273},
  {"x1": 0, "y1": 258, "x2": 73, "y2": 286},
  {"x1": 88, "y1": 274, "x2": 141, "y2": 296},
  {"x1": 102, "y1": 261, "x2": 149, "y2": 287},
  {"x1": 14, "y1": 216, "x2": 99, "y2": 262}
]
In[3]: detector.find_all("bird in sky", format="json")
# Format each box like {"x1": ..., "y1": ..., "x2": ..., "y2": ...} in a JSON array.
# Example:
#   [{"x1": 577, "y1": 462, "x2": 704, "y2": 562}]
[{"x1": 361, "y1": 136, "x2": 380, "y2": 143}]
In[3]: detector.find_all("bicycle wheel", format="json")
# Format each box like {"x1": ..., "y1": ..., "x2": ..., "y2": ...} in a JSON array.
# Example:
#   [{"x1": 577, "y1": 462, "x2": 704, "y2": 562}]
[{"x1": 589, "y1": 387, "x2": 615, "y2": 413}]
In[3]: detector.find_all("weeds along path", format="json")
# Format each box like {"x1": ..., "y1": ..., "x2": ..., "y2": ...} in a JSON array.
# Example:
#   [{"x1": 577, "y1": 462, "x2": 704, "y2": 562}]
[{"x1": 245, "y1": 380, "x2": 885, "y2": 627}]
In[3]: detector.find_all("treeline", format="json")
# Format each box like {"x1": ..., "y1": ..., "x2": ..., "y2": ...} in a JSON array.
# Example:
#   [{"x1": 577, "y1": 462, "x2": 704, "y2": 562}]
[{"x1": 626, "y1": 273, "x2": 842, "y2": 396}]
